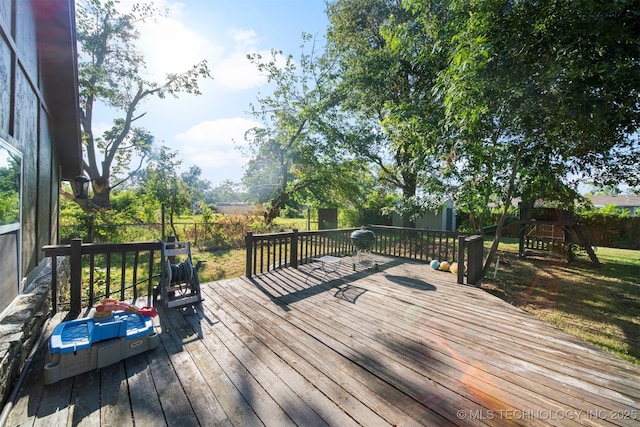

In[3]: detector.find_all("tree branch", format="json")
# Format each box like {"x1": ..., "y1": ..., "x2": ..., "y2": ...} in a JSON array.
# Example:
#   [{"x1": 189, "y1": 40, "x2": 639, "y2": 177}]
[{"x1": 110, "y1": 152, "x2": 149, "y2": 190}]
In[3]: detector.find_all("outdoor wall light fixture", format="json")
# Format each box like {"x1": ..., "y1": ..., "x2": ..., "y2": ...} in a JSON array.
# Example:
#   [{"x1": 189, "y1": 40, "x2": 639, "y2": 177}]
[{"x1": 71, "y1": 175, "x2": 90, "y2": 199}]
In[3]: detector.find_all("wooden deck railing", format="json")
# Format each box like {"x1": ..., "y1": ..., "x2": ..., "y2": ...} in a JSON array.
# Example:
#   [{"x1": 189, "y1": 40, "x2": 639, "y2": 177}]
[
  {"x1": 245, "y1": 228, "x2": 358, "y2": 277},
  {"x1": 44, "y1": 229, "x2": 485, "y2": 318},
  {"x1": 368, "y1": 225, "x2": 461, "y2": 262},
  {"x1": 245, "y1": 226, "x2": 485, "y2": 286},
  {"x1": 43, "y1": 239, "x2": 163, "y2": 317}
]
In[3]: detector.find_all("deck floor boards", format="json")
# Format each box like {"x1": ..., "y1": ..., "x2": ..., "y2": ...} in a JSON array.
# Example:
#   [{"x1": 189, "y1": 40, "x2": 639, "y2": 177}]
[{"x1": 3, "y1": 256, "x2": 640, "y2": 426}]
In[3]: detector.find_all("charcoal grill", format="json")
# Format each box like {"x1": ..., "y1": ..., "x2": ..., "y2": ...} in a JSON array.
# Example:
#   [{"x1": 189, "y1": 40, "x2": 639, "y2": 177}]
[{"x1": 350, "y1": 227, "x2": 378, "y2": 270}]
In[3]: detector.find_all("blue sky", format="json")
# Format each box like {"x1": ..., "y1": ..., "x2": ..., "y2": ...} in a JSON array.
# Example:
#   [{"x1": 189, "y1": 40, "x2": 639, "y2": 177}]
[{"x1": 100, "y1": 0, "x2": 330, "y2": 188}]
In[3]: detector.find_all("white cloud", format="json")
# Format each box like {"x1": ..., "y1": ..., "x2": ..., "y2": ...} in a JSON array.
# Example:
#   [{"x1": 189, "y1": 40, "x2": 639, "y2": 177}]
[
  {"x1": 211, "y1": 29, "x2": 291, "y2": 91},
  {"x1": 136, "y1": 11, "x2": 221, "y2": 81},
  {"x1": 110, "y1": 1, "x2": 293, "y2": 92},
  {"x1": 229, "y1": 28, "x2": 259, "y2": 50},
  {"x1": 125, "y1": 4, "x2": 281, "y2": 92},
  {"x1": 176, "y1": 117, "x2": 261, "y2": 169},
  {"x1": 102, "y1": 1, "x2": 295, "y2": 185},
  {"x1": 212, "y1": 50, "x2": 269, "y2": 90}
]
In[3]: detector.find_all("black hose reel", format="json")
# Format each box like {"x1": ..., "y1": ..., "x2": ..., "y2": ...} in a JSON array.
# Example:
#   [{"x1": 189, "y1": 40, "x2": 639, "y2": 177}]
[
  {"x1": 155, "y1": 241, "x2": 204, "y2": 309},
  {"x1": 166, "y1": 259, "x2": 195, "y2": 288}
]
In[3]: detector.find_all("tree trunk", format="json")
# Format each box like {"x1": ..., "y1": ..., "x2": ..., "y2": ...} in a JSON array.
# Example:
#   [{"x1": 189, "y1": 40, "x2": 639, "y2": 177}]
[
  {"x1": 483, "y1": 205, "x2": 511, "y2": 276},
  {"x1": 482, "y1": 149, "x2": 522, "y2": 276},
  {"x1": 401, "y1": 172, "x2": 417, "y2": 228},
  {"x1": 169, "y1": 207, "x2": 179, "y2": 241},
  {"x1": 264, "y1": 190, "x2": 288, "y2": 224},
  {"x1": 469, "y1": 214, "x2": 479, "y2": 233},
  {"x1": 161, "y1": 204, "x2": 166, "y2": 241},
  {"x1": 88, "y1": 177, "x2": 111, "y2": 210}
]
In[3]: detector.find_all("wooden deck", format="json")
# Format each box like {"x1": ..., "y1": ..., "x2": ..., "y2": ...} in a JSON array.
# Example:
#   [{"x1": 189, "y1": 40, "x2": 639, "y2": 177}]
[{"x1": 3, "y1": 256, "x2": 640, "y2": 426}]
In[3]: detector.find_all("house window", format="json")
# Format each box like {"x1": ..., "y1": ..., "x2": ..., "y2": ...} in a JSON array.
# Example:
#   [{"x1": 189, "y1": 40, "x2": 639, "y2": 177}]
[
  {"x1": 0, "y1": 137, "x2": 21, "y2": 311},
  {"x1": 0, "y1": 137, "x2": 22, "y2": 234}
]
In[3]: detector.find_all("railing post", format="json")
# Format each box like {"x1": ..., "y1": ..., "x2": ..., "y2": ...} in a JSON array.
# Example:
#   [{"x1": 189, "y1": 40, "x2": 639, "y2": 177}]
[
  {"x1": 70, "y1": 238, "x2": 82, "y2": 316},
  {"x1": 291, "y1": 229, "x2": 298, "y2": 269},
  {"x1": 457, "y1": 236, "x2": 465, "y2": 285},
  {"x1": 167, "y1": 236, "x2": 176, "y2": 267},
  {"x1": 147, "y1": 249, "x2": 155, "y2": 306},
  {"x1": 245, "y1": 232, "x2": 253, "y2": 278},
  {"x1": 466, "y1": 235, "x2": 484, "y2": 287}
]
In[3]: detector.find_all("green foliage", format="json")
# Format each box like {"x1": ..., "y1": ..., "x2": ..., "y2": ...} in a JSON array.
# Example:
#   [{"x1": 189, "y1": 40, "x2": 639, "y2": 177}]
[
  {"x1": 0, "y1": 147, "x2": 20, "y2": 226},
  {"x1": 430, "y1": 0, "x2": 640, "y2": 188},
  {"x1": 182, "y1": 166, "x2": 216, "y2": 208},
  {"x1": 394, "y1": 0, "x2": 640, "y2": 271},
  {"x1": 141, "y1": 146, "x2": 192, "y2": 238},
  {"x1": 326, "y1": 0, "x2": 450, "y2": 225},
  {"x1": 62, "y1": 0, "x2": 639, "y2": 268},
  {"x1": 187, "y1": 225, "x2": 230, "y2": 251},
  {"x1": 574, "y1": 205, "x2": 639, "y2": 249},
  {"x1": 199, "y1": 201, "x2": 215, "y2": 230},
  {"x1": 186, "y1": 214, "x2": 284, "y2": 250},
  {"x1": 76, "y1": 0, "x2": 211, "y2": 209},
  {"x1": 578, "y1": 204, "x2": 633, "y2": 220},
  {"x1": 243, "y1": 34, "x2": 370, "y2": 223},
  {"x1": 138, "y1": 192, "x2": 161, "y2": 224},
  {"x1": 279, "y1": 205, "x2": 303, "y2": 219},
  {"x1": 0, "y1": 191, "x2": 19, "y2": 225},
  {"x1": 210, "y1": 180, "x2": 246, "y2": 203},
  {"x1": 109, "y1": 190, "x2": 150, "y2": 222},
  {"x1": 59, "y1": 196, "x2": 95, "y2": 240},
  {"x1": 599, "y1": 204, "x2": 629, "y2": 218},
  {"x1": 338, "y1": 208, "x2": 359, "y2": 228},
  {"x1": 381, "y1": 194, "x2": 446, "y2": 223}
]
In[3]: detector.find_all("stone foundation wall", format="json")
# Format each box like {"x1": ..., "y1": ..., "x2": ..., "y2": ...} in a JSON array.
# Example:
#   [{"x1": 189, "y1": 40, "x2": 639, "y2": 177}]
[{"x1": 0, "y1": 258, "x2": 69, "y2": 408}]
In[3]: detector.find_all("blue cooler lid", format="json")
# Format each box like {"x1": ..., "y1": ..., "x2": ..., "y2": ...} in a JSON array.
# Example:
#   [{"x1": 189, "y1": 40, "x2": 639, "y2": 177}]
[{"x1": 49, "y1": 318, "x2": 94, "y2": 355}]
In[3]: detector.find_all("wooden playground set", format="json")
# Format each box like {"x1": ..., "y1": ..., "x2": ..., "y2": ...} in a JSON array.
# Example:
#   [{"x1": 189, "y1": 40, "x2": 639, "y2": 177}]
[{"x1": 516, "y1": 205, "x2": 600, "y2": 266}]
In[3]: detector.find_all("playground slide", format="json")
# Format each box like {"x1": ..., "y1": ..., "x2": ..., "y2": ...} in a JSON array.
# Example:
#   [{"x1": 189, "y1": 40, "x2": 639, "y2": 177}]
[{"x1": 482, "y1": 216, "x2": 518, "y2": 235}]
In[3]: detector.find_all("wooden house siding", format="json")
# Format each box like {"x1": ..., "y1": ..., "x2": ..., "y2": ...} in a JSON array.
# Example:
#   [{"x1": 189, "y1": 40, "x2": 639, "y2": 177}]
[
  {"x1": 392, "y1": 199, "x2": 457, "y2": 231},
  {"x1": 0, "y1": 0, "x2": 81, "y2": 408},
  {"x1": 0, "y1": 0, "x2": 80, "y2": 300}
]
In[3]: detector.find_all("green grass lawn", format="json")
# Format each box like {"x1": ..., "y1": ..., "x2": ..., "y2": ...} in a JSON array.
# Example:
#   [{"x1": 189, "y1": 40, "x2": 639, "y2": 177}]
[
  {"x1": 191, "y1": 217, "x2": 308, "y2": 283},
  {"x1": 482, "y1": 238, "x2": 640, "y2": 365},
  {"x1": 193, "y1": 248, "x2": 247, "y2": 282}
]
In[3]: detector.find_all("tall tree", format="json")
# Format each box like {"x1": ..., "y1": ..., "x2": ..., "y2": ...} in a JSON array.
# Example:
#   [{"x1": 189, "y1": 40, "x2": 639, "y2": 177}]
[
  {"x1": 243, "y1": 35, "x2": 367, "y2": 223},
  {"x1": 211, "y1": 179, "x2": 245, "y2": 203},
  {"x1": 326, "y1": 0, "x2": 450, "y2": 226},
  {"x1": 141, "y1": 146, "x2": 191, "y2": 239},
  {"x1": 181, "y1": 165, "x2": 213, "y2": 208},
  {"x1": 408, "y1": 0, "x2": 640, "y2": 272},
  {"x1": 75, "y1": 0, "x2": 211, "y2": 210}
]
